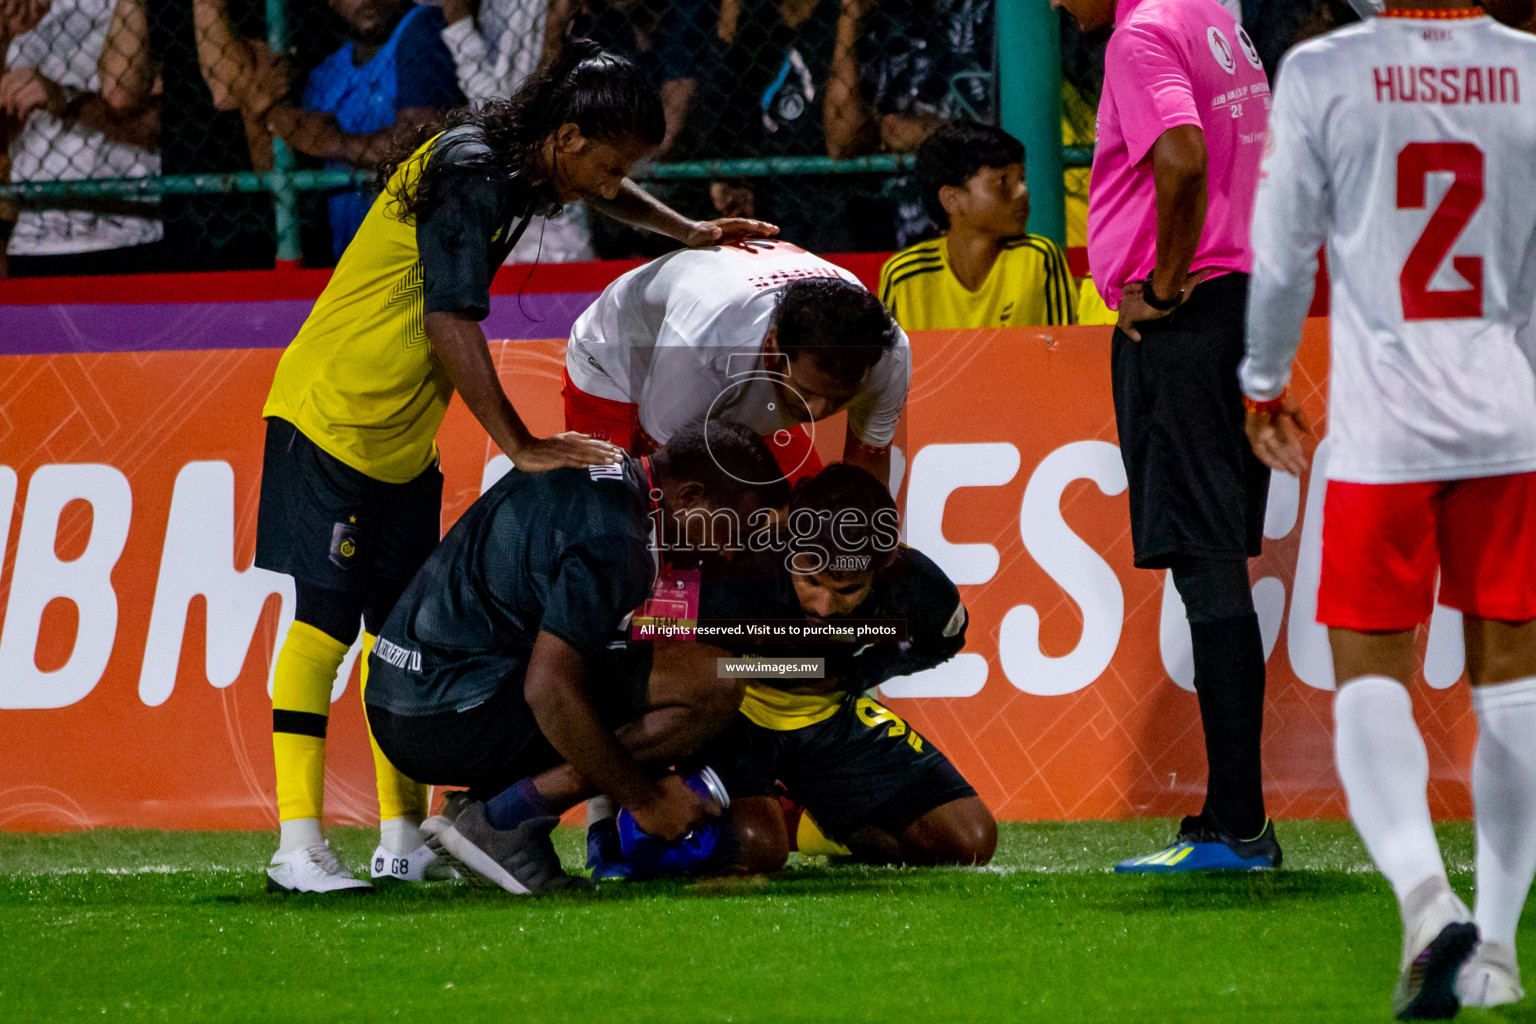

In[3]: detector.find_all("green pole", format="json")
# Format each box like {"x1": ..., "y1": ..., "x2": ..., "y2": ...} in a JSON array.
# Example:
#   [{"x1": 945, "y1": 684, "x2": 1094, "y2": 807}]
[
  {"x1": 266, "y1": 0, "x2": 300, "y2": 265},
  {"x1": 997, "y1": 0, "x2": 1066, "y2": 247}
]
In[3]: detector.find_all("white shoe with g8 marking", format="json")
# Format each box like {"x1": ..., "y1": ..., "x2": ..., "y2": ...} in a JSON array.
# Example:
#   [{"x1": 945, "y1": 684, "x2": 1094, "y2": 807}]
[{"x1": 370, "y1": 842, "x2": 455, "y2": 882}]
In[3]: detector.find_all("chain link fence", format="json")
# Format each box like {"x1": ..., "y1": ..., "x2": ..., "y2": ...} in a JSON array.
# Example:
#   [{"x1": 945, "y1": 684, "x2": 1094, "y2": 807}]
[{"x1": 0, "y1": 0, "x2": 1351, "y2": 277}]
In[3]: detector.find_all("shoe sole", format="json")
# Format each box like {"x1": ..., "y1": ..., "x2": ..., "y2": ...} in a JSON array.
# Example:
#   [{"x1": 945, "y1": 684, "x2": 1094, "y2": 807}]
[
  {"x1": 369, "y1": 871, "x2": 441, "y2": 883},
  {"x1": 1114, "y1": 846, "x2": 1277, "y2": 874},
  {"x1": 1457, "y1": 959, "x2": 1524, "y2": 1009},
  {"x1": 370, "y1": 867, "x2": 462, "y2": 883},
  {"x1": 421, "y1": 821, "x2": 473, "y2": 882},
  {"x1": 1396, "y1": 922, "x2": 1479, "y2": 1020},
  {"x1": 265, "y1": 874, "x2": 372, "y2": 895},
  {"x1": 438, "y1": 823, "x2": 533, "y2": 895},
  {"x1": 1114, "y1": 861, "x2": 1275, "y2": 874},
  {"x1": 1459, "y1": 975, "x2": 1524, "y2": 1009}
]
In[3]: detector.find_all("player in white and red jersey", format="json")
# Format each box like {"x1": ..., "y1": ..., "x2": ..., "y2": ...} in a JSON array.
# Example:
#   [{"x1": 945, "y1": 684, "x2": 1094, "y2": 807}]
[
  {"x1": 1241, "y1": 5, "x2": 1536, "y2": 1018},
  {"x1": 563, "y1": 239, "x2": 909, "y2": 485}
]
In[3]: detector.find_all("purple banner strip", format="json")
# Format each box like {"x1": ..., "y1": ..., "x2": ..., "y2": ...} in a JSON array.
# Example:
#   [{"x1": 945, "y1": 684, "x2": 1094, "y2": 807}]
[{"x1": 0, "y1": 292, "x2": 596, "y2": 356}]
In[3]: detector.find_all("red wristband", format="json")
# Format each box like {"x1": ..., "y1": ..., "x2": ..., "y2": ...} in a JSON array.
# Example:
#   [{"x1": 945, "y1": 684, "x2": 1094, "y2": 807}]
[{"x1": 1243, "y1": 391, "x2": 1287, "y2": 416}]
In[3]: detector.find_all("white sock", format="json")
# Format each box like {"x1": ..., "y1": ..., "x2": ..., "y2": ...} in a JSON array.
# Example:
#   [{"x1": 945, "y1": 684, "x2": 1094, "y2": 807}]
[
  {"x1": 586, "y1": 796, "x2": 616, "y2": 824},
  {"x1": 1471, "y1": 675, "x2": 1536, "y2": 950},
  {"x1": 379, "y1": 816, "x2": 424, "y2": 855},
  {"x1": 278, "y1": 817, "x2": 323, "y2": 854},
  {"x1": 1334, "y1": 676, "x2": 1447, "y2": 903}
]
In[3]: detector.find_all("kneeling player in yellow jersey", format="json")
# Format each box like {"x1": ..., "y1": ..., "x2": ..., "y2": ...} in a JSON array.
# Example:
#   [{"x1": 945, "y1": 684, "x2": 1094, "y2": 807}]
[
  {"x1": 587, "y1": 465, "x2": 997, "y2": 878},
  {"x1": 256, "y1": 41, "x2": 776, "y2": 894},
  {"x1": 879, "y1": 121, "x2": 1077, "y2": 332}
]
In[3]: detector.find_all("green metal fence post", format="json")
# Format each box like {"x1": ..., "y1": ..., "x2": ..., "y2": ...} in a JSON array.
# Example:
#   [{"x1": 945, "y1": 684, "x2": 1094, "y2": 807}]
[
  {"x1": 997, "y1": 0, "x2": 1066, "y2": 247},
  {"x1": 266, "y1": 0, "x2": 300, "y2": 265}
]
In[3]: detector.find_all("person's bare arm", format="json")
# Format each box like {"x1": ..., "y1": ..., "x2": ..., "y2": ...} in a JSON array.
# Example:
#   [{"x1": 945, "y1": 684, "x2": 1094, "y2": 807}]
[
  {"x1": 717, "y1": 0, "x2": 739, "y2": 43},
  {"x1": 265, "y1": 105, "x2": 438, "y2": 168},
  {"x1": 825, "y1": 0, "x2": 876, "y2": 158},
  {"x1": 1115, "y1": 124, "x2": 1209, "y2": 341},
  {"x1": 0, "y1": 67, "x2": 160, "y2": 149},
  {"x1": 525, "y1": 631, "x2": 706, "y2": 840},
  {"x1": 99, "y1": 0, "x2": 156, "y2": 112},
  {"x1": 1, "y1": 0, "x2": 52, "y2": 61},
  {"x1": 425, "y1": 310, "x2": 622, "y2": 470},
  {"x1": 878, "y1": 111, "x2": 938, "y2": 153},
  {"x1": 841, "y1": 427, "x2": 891, "y2": 486},
  {"x1": 541, "y1": 0, "x2": 578, "y2": 69},
  {"x1": 73, "y1": 91, "x2": 160, "y2": 149},
  {"x1": 586, "y1": 179, "x2": 778, "y2": 246},
  {"x1": 1148, "y1": 124, "x2": 1208, "y2": 300},
  {"x1": 658, "y1": 77, "x2": 694, "y2": 156},
  {"x1": 191, "y1": 0, "x2": 263, "y2": 112}
]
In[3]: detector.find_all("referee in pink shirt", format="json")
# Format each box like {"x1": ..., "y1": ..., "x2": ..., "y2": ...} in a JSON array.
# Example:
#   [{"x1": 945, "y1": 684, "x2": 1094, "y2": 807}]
[{"x1": 1056, "y1": 0, "x2": 1278, "y2": 872}]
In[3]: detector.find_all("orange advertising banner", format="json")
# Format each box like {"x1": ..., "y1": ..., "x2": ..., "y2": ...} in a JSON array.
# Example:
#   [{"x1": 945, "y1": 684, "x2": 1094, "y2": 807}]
[{"x1": 0, "y1": 323, "x2": 1477, "y2": 830}]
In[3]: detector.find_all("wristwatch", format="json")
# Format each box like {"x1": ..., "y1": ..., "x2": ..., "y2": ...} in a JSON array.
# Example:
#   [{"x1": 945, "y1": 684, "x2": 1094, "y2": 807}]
[{"x1": 1142, "y1": 273, "x2": 1182, "y2": 312}]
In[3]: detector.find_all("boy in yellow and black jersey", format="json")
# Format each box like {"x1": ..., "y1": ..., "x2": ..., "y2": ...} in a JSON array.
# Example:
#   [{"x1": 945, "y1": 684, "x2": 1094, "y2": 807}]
[
  {"x1": 587, "y1": 465, "x2": 997, "y2": 877},
  {"x1": 879, "y1": 121, "x2": 1077, "y2": 331}
]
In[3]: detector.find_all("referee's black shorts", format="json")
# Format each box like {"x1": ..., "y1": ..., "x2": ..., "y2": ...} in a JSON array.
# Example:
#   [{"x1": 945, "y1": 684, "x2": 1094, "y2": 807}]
[
  {"x1": 1111, "y1": 271, "x2": 1270, "y2": 570},
  {"x1": 254, "y1": 418, "x2": 443, "y2": 595}
]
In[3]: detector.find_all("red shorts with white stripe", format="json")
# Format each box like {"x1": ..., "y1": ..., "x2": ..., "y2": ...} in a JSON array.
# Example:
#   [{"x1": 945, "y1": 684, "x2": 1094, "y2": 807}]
[
  {"x1": 561, "y1": 370, "x2": 825, "y2": 484},
  {"x1": 561, "y1": 368, "x2": 640, "y2": 448},
  {"x1": 1318, "y1": 472, "x2": 1536, "y2": 632}
]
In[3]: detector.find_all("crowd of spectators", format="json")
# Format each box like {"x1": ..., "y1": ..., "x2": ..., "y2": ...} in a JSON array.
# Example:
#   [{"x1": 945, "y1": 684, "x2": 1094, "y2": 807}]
[{"x1": 0, "y1": 0, "x2": 1370, "y2": 276}]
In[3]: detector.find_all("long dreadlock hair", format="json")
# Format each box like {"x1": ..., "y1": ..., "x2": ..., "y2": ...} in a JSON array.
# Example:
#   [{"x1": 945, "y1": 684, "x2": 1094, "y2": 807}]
[{"x1": 376, "y1": 39, "x2": 665, "y2": 224}]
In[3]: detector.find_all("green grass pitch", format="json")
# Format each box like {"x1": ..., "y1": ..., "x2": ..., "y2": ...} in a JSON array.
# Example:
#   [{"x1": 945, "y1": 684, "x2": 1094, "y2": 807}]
[{"x1": 1, "y1": 821, "x2": 1531, "y2": 1023}]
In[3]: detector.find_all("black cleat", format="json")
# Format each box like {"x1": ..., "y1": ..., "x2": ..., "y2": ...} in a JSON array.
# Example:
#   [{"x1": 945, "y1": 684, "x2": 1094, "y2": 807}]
[
  {"x1": 1394, "y1": 921, "x2": 1479, "y2": 1020},
  {"x1": 1179, "y1": 814, "x2": 1284, "y2": 868},
  {"x1": 1115, "y1": 814, "x2": 1282, "y2": 873}
]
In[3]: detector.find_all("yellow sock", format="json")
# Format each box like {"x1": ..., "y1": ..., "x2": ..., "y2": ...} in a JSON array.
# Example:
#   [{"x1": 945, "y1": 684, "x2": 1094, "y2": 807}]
[
  {"x1": 359, "y1": 631, "x2": 430, "y2": 823},
  {"x1": 272, "y1": 621, "x2": 347, "y2": 823},
  {"x1": 797, "y1": 810, "x2": 852, "y2": 857}
]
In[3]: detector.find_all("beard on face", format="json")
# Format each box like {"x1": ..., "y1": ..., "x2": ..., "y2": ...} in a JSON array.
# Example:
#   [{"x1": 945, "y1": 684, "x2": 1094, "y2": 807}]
[{"x1": 345, "y1": 0, "x2": 405, "y2": 45}]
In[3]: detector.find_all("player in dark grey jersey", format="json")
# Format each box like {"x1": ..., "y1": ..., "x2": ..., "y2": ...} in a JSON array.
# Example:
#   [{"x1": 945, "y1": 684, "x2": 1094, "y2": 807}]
[{"x1": 364, "y1": 421, "x2": 789, "y2": 894}]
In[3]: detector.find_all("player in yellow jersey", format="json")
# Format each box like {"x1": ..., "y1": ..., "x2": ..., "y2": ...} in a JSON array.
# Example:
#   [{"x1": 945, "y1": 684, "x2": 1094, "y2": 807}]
[
  {"x1": 587, "y1": 465, "x2": 996, "y2": 879},
  {"x1": 256, "y1": 40, "x2": 776, "y2": 893},
  {"x1": 879, "y1": 121, "x2": 1077, "y2": 331}
]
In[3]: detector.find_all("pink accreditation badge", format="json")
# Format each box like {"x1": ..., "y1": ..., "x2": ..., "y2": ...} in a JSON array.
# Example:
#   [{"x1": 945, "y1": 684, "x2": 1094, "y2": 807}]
[{"x1": 629, "y1": 567, "x2": 700, "y2": 642}]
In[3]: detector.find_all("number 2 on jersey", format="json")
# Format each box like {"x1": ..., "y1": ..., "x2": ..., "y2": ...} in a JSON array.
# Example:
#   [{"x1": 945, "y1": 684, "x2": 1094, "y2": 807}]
[{"x1": 1397, "y1": 142, "x2": 1484, "y2": 320}]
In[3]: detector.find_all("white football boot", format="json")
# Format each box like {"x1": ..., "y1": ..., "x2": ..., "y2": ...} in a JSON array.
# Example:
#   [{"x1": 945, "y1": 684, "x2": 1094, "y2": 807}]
[
  {"x1": 267, "y1": 840, "x2": 373, "y2": 894},
  {"x1": 369, "y1": 842, "x2": 453, "y2": 882},
  {"x1": 1457, "y1": 942, "x2": 1524, "y2": 1008}
]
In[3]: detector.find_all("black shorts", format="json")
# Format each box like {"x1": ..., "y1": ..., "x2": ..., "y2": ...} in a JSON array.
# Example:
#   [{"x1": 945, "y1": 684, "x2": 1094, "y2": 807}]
[
  {"x1": 692, "y1": 696, "x2": 977, "y2": 843},
  {"x1": 365, "y1": 645, "x2": 652, "y2": 800},
  {"x1": 1111, "y1": 272, "x2": 1270, "y2": 570},
  {"x1": 254, "y1": 418, "x2": 443, "y2": 595}
]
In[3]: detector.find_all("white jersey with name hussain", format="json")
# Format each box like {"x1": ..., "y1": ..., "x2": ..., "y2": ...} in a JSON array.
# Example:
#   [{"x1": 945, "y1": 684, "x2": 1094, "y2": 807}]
[
  {"x1": 565, "y1": 240, "x2": 911, "y2": 448},
  {"x1": 1241, "y1": 10, "x2": 1536, "y2": 485}
]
